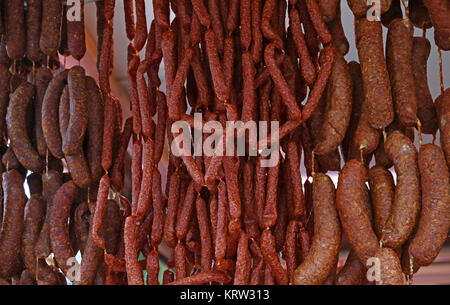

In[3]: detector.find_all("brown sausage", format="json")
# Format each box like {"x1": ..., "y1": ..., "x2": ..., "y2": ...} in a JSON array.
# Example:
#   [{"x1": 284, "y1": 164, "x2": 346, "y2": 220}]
[
  {"x1": 164, "y1": 169, "x2": 180, "y2": 249},
  {"x1": 40, "y1": 0, "x2": 63, "y2": 56},
  {"x1": 150, "y1": 168, "x2": 164, "y2": 248},
  {"x1": 74, "y1": 214, "x2": 103, "y2": 285},
  {"x1": 101, "y1": 95, "x2": 115, "y2": 172},
  {"x1": 408, "y1": 144, "x2": 449, "y2": 266},
  {"x1": 7, "y1": 82, "x2": 44, "y2": 172},
  {"x1": 347, "y1": 0, "x2": 392, "y2": 18},
  {"x1": 368, "y1": 166, "x2": 394, "y2": 239},
  {"x1": 196, "y1": 195, "x2": 212, "y2": 272},
  {"x1": 336, "y1": 160, "x2": 378, "y2": 264},
  {"x1": 64, "y1": 66, "x2": 88, "y2": 155},
  {"x1": 260, "y1": 229, "x2": 288, "y2": 285},
  {"x1": 26, "y1": 0, "x2": 43, "y2": 63},
  {"x1": 371, "y1": 247, "x2": 403, "y2": 285},
  {"x1": 342, "y1": 61, "x2": 372, "y2": 161},
  {"x1": 167, "y1": 270, "x2": 232, "y2": 285},
  {"x1": 35, "y1": 170, "x2": 63, "y2": 259},
  {"x1": 6, "y1": 0, "x2": 26, "y2": 60},
  {"x1": 307, "y1": 87, "x2": 341, "y2": 172},
  {"x1": 412, "y1": 37, "x2": 438, "y2": 135},
  {"x1": 335, "y1": 250, "x2": 367, "y2": 285},
  {"x1": 85, "y1": 76, "x2": 105, "y2": 181},
  {"x1": 49, "y1": 181, "x2": 78, "y2": 276},
  {"x1": 289, "y1": 7, "x2": 316, "y2": 86},
  {"x1": 264, "y1": 43, "x2": 302, "y2": 120},
  {"x1": 381, "y1": 131, "x2": 420, "y2": 249},
  {"x1": 110, "y1": 117, "x2": 132, "y2": 192},
  {"x1": 314, "y1": 52, "x2": 352, "y2": 155},
  {"x1": 136, "y1": 138, "x2": 155, "y2": 219},
  {"x1": 42, "y1": 69, "x2": 69, "y2": 159},
  {"x1": 134, "y1": 0, "x2": 147, "y2": 51},
  {"x1": 386, "y1": 18, "x2": 418, "y2": 128},
  {"x1": 67, "y1": 0, "x2": 86, "y2": 60},
  {"x1": 355, "y1": 19, "x2": 394, "y2": 129},
  {"x1": 293, "y1": 173, "x2": 341, "y2": 285},
  {"x1": 352, "y1": 57, "x2": 381, "y2": 157},
  {"x1": 234, "y1": 231, "x2": 251, "y2": 285},
  {"x1": 21, "y1": 194, "x2": 46, "y2": 275},
  {"x1": 124, "y1": 216, "x2": 144, "y2": 285},
  {"x1": 34, "y1": 66, "x2": 53, "y2": 157},
  {"x1": 59, "y1": 84, "x2": 92, "y2": 189},
  {"x1": 287, "y1": 141, "x2": 306, "y2": 218},
  {"x1": 0, "y1": 170, "x2": 27, "y2": 278},
  {"x1": 215, "y1": 180, "x2": 228, "y2": 263}
]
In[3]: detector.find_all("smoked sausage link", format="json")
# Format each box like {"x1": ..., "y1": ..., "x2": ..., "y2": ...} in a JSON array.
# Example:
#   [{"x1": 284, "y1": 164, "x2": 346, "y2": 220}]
[
  {"x1": 336, "y1": 160, "x2": 378, "y2": 264},
  {"x1": 409, "y1": 144, "x2": 449, "y2": 266},
  {"x1": 293, "y1": 173, "x2": 341, "y2": 285},
  {"x1": 381, "y1": 131, "x2": 420, "y2": 249}
]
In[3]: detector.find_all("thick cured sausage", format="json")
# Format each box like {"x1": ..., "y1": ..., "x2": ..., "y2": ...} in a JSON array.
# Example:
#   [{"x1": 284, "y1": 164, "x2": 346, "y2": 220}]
[
  {"x1": 0, "y1": 170, "x2": 27, "y2": 278},
  {"x1": 35, "y1": 66, "x2": 53, "y2": 158},
  {"x1": 347, "y1": 0, "x2": 392, "y2": 18},
  {"x1": 6, "y1": 0, "x2": 26, "y2": 60},
  {"x1": 408, "y1": 144, "x2": 449, "y2": 266},
  {"x1": 40, "y1": 0, "x2": 63, "y2": 56},
  {"x1": 35, "y1": 170, "x2": 63, "y2": 259},
  {"x1": 314, "y1": 52, "x2": 352, "y2": 155},
  {"x1": 7, "y1": 82, "x2": 44, "y2": 172},
  {"x1": 21, "y1": 194, "x2": 46, "y2": 275},
  {"x1": 85, "y1": 77, "x2": 104, "y2": 181},
  {"x1": 355, "y1": 19, "x2": 393, "y2": 129},
  {"x1": 42, "y1": 69, "x2": 69, "y2": 159},
  {"x1": 381, "y1": 131, "x2": 420, "y2": 249},
  {"x1": 345, "y1": 61, "x2": 379, "y2": 161},
  {"x1": 335, "y1": 250, "x2": 367, "y2": 285},
  {"x1": 49, "y1": 181, "x2": 78, "y2": 276},
  {"x1": 26, "y1": 0, "x2": 43, "y2": 63},
  {"x1": 372, "y1": 247, "x2": 403, "y2": 285},
  {"x1": 67, "y1": 0, "x2": 86, "y2": 60},
  {"x1": 74, "y1": 215, "x2": 102, "y2": 285},
  {"x1": 368, "y1": 166, "x2": 394, "y2": 239},
  {"x1": 59, "y1": 85, "x2": 92, "y2": 189},
  {"x1": 64, "y1": 66, "x2": 88, "y2": 155},
  {"x1": 336, "y1": 160, "x2": 378, "y2": 264},
  {"x1": 386, "y1": 18, "x2": 418, "y2": 128},
  {"x1": 293, "y1": 173, "x2": 341, "y2": 285}
]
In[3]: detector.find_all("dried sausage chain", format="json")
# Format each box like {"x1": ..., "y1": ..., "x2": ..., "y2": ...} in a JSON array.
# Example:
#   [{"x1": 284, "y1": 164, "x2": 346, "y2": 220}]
[{"x1": 0, "y1": 0, "x2": 448, "y2": 285}]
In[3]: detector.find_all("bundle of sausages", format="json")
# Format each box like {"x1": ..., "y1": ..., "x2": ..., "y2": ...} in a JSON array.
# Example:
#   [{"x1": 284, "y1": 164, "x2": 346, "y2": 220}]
[{"x1": 0, "y1": 0, "x2": 448, "y2": 286}]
